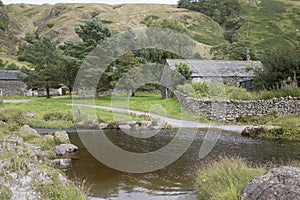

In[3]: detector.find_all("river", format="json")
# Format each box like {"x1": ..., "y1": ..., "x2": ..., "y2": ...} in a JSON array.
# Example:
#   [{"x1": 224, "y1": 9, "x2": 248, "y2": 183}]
[{"x1": 66, "y1": 129, "x2": 300, "y2": 200}]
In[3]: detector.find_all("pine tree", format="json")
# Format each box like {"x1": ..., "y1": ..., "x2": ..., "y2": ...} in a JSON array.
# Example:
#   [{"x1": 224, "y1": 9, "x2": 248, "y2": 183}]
[{"x1": 21, "y1": 36, "x2": 61, "y2": 98}]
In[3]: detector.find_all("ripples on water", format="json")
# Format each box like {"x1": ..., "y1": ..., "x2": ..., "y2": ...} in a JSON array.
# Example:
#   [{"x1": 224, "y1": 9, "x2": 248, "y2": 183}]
[{"x1": 66, "y1": 129, "x2": 300, "y2": 200}]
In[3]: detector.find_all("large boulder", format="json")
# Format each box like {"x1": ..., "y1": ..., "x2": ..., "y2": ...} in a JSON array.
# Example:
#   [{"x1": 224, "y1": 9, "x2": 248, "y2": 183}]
[
  {"x1": 241, "y1": 166, "x2": 300, "y2": 200},
  {"x1": 20, "y1": 125, "x2": 39, "y2": 135}
]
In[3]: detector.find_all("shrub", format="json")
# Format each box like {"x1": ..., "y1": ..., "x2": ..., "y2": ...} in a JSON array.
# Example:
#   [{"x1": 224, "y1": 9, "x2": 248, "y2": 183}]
[{"x1": 191, "y1": 83, "x2": 210, "y2": 98}]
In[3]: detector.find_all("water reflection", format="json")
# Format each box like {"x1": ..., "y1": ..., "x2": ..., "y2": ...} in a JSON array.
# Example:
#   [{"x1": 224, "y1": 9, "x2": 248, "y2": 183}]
[{"x1": 66, "y1": 130, "x2": 300, "y2": 199}]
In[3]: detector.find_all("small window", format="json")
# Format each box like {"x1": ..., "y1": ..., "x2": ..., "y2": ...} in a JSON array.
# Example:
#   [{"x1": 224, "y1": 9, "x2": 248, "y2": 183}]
[{"x1": 0, "y1": 89, "x2": 2, "y2": 97}]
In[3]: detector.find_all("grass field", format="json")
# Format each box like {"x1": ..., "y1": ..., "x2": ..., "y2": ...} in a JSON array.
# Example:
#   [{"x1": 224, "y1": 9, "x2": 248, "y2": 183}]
[
  {"x1": 0, "y1": 96, "x2": 148, "y2": 129},
  {"x1": 1, "y1": 92, "x2": 299, "y2": 139}
]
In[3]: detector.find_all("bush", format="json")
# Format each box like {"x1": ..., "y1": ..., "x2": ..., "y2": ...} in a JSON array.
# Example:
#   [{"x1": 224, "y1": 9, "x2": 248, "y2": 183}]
[{"x1": 191, "y1": 83, "x2": 210, "y2": 98}]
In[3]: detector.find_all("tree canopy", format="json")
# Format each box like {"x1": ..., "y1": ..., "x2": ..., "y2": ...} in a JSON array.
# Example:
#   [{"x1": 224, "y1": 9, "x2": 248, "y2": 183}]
[
  {"x1": 60, "y1": 19, "x2": 114, "y2": 96},
  {"x1": 253, "y1": 45, "x2": 300, "y2": 90},
  {"x1": 175, "y1": 62, "x2": 192, "y2": 80},
  {"x1": 21, "y1": 36, "x2": 61, "y2": 98}
]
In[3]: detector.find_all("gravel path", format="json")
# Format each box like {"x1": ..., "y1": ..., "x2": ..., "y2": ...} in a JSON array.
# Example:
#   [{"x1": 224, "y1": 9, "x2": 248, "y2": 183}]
[
  {"x1": 71, "y1": 104, "x2": 248, "y2": 133},
  {"x1": 2, "y1": 100, "x2": 34, "y2": 103}
]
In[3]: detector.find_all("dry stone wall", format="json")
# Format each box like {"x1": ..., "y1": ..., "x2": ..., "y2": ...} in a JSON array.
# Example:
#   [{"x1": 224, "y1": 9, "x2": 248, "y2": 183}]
[
  {"x1": 0, "y1": 80, "x2": 27, "y2": 96},
  {"x1": 174, "y1": 91, "x2": 300, "y2": 122}
]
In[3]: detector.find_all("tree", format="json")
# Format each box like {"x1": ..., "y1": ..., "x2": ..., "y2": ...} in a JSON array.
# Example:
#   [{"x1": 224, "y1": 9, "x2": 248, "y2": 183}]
[
  {"x1": 175, "y1": 62, "x2": 192, "y2": 80},
  {"x1": 112, "y1": 51, "x2": 143, "y2": 96},
  {"x1": 0, "y1": 1, "x2": 3, "y2": 7},
  {"x1": 21, "y1": 36, "x2": 61, "y2": 98},
  {"x1": 60, "y1": 19, "x2": 114, "y2": 97},
  {"x1": 134, "y1": 48, "x2": 180, "y2": 65},
  {"x1": 210, "y1": 41, "x2": 255, "y2": 60},
  {"x1": 253, "y1": 45, "x2": 300, "y2": 90},
  {"x1": 178, "y1": 0, "x2": 241, "y2": 27},
  {"x1": 74, "y1": 19, "x2": 112, "y2": 57},
  {"x1": 59, "y1": 41, "x2": 85, "y2": 97}
]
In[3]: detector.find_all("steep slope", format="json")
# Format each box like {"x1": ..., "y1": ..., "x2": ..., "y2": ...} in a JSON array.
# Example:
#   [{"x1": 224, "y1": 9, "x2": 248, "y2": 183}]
[
  {"x1": 238, "y1": 0, "x2": 300, "y2": 55},
  {"x1": 1, "y1": 3, "x2": 226, "y2": 55},
  {"x1": 0, "y1": 6, "x2": 21, "y2": 55}
]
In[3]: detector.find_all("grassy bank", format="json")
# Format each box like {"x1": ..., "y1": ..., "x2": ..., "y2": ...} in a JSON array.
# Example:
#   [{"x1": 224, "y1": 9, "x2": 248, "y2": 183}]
[
  {"x1": 1, "y1": 93, "x2": 299, "y2": 141},
  {"x1": 196, "y1": 157, "x2": 300, "y2": 200},
  {"x1": 237, "y1": 114, "x2": 300, "y2": 141}
]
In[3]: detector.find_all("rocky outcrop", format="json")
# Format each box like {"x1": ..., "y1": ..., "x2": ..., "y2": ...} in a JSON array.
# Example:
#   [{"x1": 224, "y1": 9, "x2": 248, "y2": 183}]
[
  {"x1": 0, "y1": 135, "x2": 80, "y2": 199},
  {"x1": 241, "y1": 166, "x2": 300, "y2": 200}
]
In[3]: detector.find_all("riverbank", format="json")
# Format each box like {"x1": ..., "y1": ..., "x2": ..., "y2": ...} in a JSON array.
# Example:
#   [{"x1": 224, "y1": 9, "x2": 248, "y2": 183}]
[
  {"x1": 0, "y1": 123, "x2": 87, "y2": 199},
  {"x1": 1, "y1": 95, "x2": 299, "y2": 141},
  {"x1": 196, "y1": 157, "x2": 300, "y2": 200}
]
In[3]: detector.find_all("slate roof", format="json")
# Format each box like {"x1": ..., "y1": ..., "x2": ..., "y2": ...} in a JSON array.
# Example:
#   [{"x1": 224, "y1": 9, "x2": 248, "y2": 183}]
[
  {"x1": 166, "y1": 59, "x2": 263, "y2": 77},
  {"x1": 0, "y1": 70, "x2": 26, "y2": 80}
]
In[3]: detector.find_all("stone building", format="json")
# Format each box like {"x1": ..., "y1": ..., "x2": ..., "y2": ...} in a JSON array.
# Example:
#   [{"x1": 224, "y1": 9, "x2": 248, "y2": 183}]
[
  {"x1": 167, "y1": 59, "x2": 263, "y2": 91},
  {"x1": 0, "y1": 70, "x2": 27, "y2": 97}
]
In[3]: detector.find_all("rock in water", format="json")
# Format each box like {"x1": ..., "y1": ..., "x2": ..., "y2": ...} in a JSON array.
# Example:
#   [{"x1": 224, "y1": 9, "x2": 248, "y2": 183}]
[
  {"x1": 55, "y1": 144, "x2": 78, "y2": 156},
  {"x1": 241, "y1": 166, "x2": 300, "y2": 200}
]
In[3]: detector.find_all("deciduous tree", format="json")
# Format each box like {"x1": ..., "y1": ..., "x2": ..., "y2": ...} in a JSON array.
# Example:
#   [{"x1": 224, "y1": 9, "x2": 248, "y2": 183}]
[{"x1": 253, "y1": 45, "x2": 300, "y2": 90}]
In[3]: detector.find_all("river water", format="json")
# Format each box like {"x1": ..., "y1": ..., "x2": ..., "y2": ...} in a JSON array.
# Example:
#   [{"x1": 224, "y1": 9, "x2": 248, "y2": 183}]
[{"x1": 66, "y1": 129, "x2": 300, "y2": 200}]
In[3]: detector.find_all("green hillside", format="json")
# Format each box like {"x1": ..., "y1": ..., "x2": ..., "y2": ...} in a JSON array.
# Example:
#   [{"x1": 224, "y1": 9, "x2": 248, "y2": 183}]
[
  {"x1": 0, "y1": 1, "x2": 300, "y2": 59},
  {"x1": 0, "y1": 3, "x2": 225, "y2": 56},
  {"x1": 238, "y1": 0, "x2": 300, "y2": 56}
]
